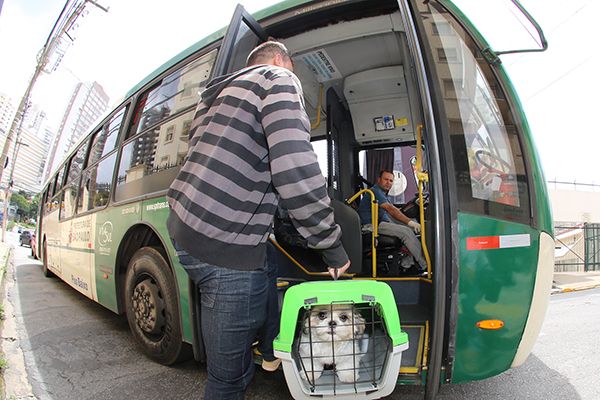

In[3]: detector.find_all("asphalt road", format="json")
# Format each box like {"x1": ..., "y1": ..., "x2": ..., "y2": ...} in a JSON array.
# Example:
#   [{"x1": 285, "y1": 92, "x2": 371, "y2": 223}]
[{"x1": 9, "y1": 237, "x2": 600, "y2": 400}]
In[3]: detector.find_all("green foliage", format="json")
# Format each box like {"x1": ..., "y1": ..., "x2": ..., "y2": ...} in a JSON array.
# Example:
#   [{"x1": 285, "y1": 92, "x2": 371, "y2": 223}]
[{"x1": 9, "y1": 190, "x2": 39, "y2": 221}]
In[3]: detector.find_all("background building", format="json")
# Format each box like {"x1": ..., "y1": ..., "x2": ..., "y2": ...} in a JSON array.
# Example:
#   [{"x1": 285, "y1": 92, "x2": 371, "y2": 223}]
[
  {"x1": 0, "y1": 91, "x2": 16, "y2": 143},
  {"x1": 45, "y1": 81, "x2": 109, "y2": 179},
  {"x1": 1, "y1": 105, "x2": 55, "y2": 193}
]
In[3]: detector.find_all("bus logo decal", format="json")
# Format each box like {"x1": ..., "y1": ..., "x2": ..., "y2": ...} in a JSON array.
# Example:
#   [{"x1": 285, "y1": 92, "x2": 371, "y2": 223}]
[
  {"x1": 467, "y1": 234, "x2": 530, "y2": 251},
  {"x1": 98, "y1": 221, "x2": 113, "y2": 247}
]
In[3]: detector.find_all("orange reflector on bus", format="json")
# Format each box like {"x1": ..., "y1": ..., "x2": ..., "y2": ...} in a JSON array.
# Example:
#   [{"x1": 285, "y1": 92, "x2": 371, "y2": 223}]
[{"x1": 476, "y1": 319, "x2": 504, "y2": 330}]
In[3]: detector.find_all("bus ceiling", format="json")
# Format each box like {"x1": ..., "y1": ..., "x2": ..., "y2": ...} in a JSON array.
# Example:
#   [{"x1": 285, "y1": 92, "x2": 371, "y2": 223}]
[{"x1": 447, "y1": 0, "x2": 548, "y2": 65}]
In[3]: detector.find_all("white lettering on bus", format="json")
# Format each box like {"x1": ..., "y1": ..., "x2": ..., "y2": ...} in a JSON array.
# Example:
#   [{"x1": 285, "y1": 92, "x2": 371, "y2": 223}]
[
  {"x1": 71, "y1": 275, "x2": 89, "y2": 291},
  {"x1": 146, "y1": 201, "x2": 168, "y2": 212},
  {"x1": 121, "y1": 206, "x2": 137, "y2": 215}
]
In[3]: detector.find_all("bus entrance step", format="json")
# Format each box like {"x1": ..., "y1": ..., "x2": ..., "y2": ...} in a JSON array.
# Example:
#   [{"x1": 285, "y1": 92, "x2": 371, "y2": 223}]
[{"x1": 399, "y1": 323, "x2": 427, "y2": 374}]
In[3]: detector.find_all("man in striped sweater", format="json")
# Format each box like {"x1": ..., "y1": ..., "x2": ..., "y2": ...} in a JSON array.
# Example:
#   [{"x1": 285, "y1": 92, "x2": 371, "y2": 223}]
[{"x1": 167, "y1": 41, "x2": 350, "y2": 399}]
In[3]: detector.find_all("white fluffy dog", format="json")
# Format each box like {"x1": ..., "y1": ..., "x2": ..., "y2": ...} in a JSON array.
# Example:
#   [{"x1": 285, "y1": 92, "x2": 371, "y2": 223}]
[{"x1": 298, "y1": 304, "x2": 367, "y2": 383}]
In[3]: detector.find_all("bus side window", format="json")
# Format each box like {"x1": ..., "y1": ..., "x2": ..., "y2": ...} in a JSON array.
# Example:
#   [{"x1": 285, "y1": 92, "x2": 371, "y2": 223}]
[
  {"x1": 46, "y1": 167, "x2": 66, "y2": 214},
  {"x1": 41, "y1": 188, "x2": 48, "y2": 217},
  {"x1": 55, "y1": 166, "x2": 66, "y2": 194},
  {"x1": 60, "y1": 141, "x2": 90, "y2": 220},
  {"x1": 89, "y1": 107, "x2": 127, "y2": 167},
  {"x1": 126, "y1": 50, "x2": 216, "y2": 140},
  {"x1": 115, "y1": 50, "x2": 217, "y2": 202},
  {"x1": 78, "y1": 153, "x2": 117, "y2": 213}
]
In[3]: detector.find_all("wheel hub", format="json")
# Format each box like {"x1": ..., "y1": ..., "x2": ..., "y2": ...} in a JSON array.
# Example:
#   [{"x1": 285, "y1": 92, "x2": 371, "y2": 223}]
[{"x1": 132, "y1": 278, "x2": 165, "y2": 335}]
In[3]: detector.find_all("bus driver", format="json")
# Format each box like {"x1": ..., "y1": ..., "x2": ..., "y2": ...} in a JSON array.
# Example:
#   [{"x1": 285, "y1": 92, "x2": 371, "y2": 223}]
[{"x1": 358, "y1": 170, "x2": 427, "y2": 272}]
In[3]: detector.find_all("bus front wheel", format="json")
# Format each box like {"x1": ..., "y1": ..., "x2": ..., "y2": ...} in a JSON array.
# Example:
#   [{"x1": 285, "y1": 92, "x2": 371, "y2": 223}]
[{"x1": 124, "y1": 247, "x2": 185, "y2": 365}]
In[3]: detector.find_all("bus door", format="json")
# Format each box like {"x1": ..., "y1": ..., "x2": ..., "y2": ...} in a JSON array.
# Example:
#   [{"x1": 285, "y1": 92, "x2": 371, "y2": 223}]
[
  {"x1": 325, "y1": 88, "x2": 355, "y2": 202},
  {"x1": 401, "y1": 0, "x2": 547, "y2": 394},
  {"x1": 189, "y1": 3, "x2": 268, "y2": 362},
  {"x1": 212, "y1": 4, "x2": 269, "y2": 77}
]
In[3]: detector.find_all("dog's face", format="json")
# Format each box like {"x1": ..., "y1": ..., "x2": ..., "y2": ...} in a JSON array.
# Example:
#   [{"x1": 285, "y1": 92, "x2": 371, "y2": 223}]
[{"x1": 303, "y1": 304, "x2": 366, "y2": 342}]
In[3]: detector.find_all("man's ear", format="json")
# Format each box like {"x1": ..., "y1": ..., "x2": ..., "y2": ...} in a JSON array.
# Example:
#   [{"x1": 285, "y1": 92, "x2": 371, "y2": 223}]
[{"x1": 272, "y1": 53, "x2": 282, "y2": 67}]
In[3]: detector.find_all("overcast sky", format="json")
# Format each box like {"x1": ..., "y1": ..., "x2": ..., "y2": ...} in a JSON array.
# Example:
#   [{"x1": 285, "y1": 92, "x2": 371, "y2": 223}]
[{"x1": 0, "y1": 0, "x2": 597, "y2": 184}]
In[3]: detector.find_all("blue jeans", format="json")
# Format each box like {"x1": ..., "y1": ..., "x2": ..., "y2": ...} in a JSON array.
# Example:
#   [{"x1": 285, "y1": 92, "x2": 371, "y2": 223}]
[{"x1": 176, "y1": 248, "x2": 267, "y2": 400}]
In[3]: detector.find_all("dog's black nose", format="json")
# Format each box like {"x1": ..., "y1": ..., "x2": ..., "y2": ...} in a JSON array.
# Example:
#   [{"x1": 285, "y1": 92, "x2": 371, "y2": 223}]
[{"x1": 329, "y1": 320, "x2": 337, "y2": 327}]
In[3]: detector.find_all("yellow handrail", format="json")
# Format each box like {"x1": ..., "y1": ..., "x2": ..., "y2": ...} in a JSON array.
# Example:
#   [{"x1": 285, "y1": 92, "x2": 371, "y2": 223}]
[
  {"x1": 268, "y1": 237, "x2": 354, "y2": 278},
  {"x1": 310, "y1": 84, "x2": 324, "y2": 130},
  {"x1": 416, "y1": 124, "x2": 432, "y2": 279}
]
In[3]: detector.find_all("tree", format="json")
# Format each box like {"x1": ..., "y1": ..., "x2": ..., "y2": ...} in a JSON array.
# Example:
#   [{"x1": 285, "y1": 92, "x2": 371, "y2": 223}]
[
  {"x1": 10, "y1": 190, "x2": 39, "y2": 222},
  {"x1": 11, "y1": 192, "x2": 29, "y2": 220}
]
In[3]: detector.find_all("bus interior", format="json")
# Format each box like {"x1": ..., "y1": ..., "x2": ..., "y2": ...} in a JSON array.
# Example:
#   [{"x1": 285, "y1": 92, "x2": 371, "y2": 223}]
[{"x1": 260, "y1": 1, "x2": 435, "y2": 379}]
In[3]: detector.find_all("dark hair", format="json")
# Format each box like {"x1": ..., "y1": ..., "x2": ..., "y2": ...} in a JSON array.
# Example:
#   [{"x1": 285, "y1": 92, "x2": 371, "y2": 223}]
[
  {"x1": 246, "y1": 41, "x2": 292, "y2": 66},
  {"x1": 378, "y1": 169, "x2": 394, "y2": 178}
]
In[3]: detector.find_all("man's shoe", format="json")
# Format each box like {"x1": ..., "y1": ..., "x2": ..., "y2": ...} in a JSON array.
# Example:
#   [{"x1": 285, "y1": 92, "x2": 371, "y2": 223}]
[{"x1": 262, "y1": 358, "x2": 282, "y2": 372}]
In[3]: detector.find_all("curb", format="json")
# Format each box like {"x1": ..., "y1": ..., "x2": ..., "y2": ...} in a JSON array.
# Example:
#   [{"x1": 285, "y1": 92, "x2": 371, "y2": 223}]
[
  {"x1": 0, "y1": 243, "x2": 37, "y2": 399},
  {"x1": 551, "y1": 283, "x2": 600, "y2": 295}
]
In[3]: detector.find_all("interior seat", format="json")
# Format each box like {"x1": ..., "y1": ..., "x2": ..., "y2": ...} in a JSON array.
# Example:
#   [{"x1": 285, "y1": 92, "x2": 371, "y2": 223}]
[{"x1": 273, "y1": 199, "x2": 363, "y2": 275}]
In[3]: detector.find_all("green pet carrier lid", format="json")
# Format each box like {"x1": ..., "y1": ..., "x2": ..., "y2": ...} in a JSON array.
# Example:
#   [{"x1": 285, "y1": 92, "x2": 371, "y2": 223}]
[{"x1": 273, "y1": 280, "x2": 408, "y2": 353}]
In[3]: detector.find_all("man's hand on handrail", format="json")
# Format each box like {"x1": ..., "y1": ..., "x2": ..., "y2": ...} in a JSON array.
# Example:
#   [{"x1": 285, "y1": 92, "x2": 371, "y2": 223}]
[{"x1": 328, "y1": 259, "x2": 351, "y2": 280}]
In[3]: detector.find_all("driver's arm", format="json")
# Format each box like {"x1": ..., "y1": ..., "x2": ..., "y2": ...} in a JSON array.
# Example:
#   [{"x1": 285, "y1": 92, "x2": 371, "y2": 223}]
[{"x1": 380, "y1": 202, "x2": 410, "y2": 224}]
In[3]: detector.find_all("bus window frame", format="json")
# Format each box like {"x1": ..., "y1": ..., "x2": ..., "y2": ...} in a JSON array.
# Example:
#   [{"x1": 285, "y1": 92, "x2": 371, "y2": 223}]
[
  {"x1": 88, "y1": 106, "x2": 129, "y2": 167},
  {"x1": 78, "y1": 151, "x2": 119, "y2": 215},
  {"x1": 78, "y1": 103, "x2": 132, "y2": 215},
  {"x1": 112, "y1": 46, "x2": 220, "y2": 207},
  {"x1": 59, "y1": 138, "x2": 92, "y2": 221}
]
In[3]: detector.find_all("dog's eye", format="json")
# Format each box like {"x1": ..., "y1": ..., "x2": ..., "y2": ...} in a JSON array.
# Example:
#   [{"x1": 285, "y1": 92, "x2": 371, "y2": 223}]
[
  {"x1": 339, "y1": 314, "x2": 348, "y2": 322},
  {"x1": 318, "y1": 311, "x2": 327, "y2": 320}
]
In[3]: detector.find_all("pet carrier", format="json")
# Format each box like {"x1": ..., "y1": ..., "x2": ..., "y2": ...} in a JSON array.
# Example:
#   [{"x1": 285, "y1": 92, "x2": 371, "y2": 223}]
[{"x1": 273, "y1": 280, "x2": 409, "y2": 399}]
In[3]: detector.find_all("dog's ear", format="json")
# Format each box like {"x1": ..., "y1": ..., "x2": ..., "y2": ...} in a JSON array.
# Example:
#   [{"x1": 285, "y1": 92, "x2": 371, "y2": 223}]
[
  {"x1": 302, "y1": 313, "x2": 311, "y2": 334},
  {"x1": 354, "y1": 312, "x2": 366, "y2": 336}
]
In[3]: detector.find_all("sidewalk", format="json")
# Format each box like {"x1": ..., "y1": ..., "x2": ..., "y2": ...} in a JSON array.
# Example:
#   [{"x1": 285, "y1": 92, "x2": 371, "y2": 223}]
[
  {"x1": 0, "y1": 241, "x2": 36, "y2": 400},
  {"x1": 552, "y1": 270, "x2": 600, "y2": 294}
]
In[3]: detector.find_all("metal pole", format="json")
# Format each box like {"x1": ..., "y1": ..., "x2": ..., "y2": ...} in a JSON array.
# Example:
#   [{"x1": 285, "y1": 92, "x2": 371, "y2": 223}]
[
  {"x1": 0, "y1": 0, "x2": 107, "y2": 242},
  {"x1": 1, "y1": 107, "x2": 28, "y2": 242}
]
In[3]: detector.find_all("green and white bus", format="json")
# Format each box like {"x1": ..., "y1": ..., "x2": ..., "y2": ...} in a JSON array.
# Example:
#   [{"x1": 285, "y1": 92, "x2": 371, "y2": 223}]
[{"x1": 37, "y1": 0, "x2": 553, "y2": 398}]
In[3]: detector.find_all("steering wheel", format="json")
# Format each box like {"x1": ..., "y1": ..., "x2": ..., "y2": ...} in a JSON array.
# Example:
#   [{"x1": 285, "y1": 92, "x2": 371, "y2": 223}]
[
  {"x1": 475, "y1": 149, "x2": 512, "y2": 175},
  {"x1": 400, "y1": 192, "x2": 429, "y2": 219}
]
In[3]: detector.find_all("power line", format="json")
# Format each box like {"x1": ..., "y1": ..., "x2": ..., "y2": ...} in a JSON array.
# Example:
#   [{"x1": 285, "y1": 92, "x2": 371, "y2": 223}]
[{"x1": 0, "y1": 0, "x2": 108, "y2": 242}]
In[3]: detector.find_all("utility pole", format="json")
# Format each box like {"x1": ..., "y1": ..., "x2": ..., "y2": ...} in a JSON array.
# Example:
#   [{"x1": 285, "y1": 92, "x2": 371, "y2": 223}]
[{"x1": 0, "y1": 0, "x2": 108, "y2": 241}]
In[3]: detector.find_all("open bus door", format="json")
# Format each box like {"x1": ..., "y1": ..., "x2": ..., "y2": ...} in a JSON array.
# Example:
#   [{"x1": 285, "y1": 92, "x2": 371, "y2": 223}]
[
  {"x1": 213, "y1": 4, "x2": 269, "y2": 76},
  {"x1": 400, "y1": 1, "x2": 549, "y2": 397},
  {"x1": 189, "y1": 3, "x2": 268, "y2": 363}
]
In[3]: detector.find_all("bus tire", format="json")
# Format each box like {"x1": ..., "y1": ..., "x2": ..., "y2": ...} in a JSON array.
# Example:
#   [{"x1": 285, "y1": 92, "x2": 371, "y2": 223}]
[
  {"x1": 42, "y1": 240, "x2": 54, "y2": 277},
  {"x1": 124, "y1": 247, "x2": 186, "y2": 365}
]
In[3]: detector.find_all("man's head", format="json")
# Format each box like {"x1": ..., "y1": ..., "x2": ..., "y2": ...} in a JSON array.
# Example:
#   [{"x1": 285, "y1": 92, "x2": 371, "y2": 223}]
[
  {"x1": 246, "y1": 41, "x2": 294, "y2": 72},
  {"x1": 376, "y1": 170, "x2": 394, "y2": 192}
]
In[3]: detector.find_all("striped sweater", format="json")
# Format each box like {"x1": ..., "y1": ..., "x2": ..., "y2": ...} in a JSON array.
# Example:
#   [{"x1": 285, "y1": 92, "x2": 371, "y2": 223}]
[{"x1": 166, "y1": 64, "x2": 348, "y2": 270}]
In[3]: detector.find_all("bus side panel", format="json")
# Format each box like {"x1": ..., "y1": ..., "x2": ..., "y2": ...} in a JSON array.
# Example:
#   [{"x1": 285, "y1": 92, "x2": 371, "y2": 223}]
[
  {"x1": 140, "y1": 197, "x2": 193, "y2": 345},
  {"x1": 452, "y1": 212, "x2": 539, "y2": 382},
  {"x1": 43, "y1": 210, "x2": 61, "y2": 275},
  {"x1": 62, "y1": 213, "x2": 96, "y2": 300},
  {"x1": 94, "y1": 204, "x2": 142, "y2": 313}
]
